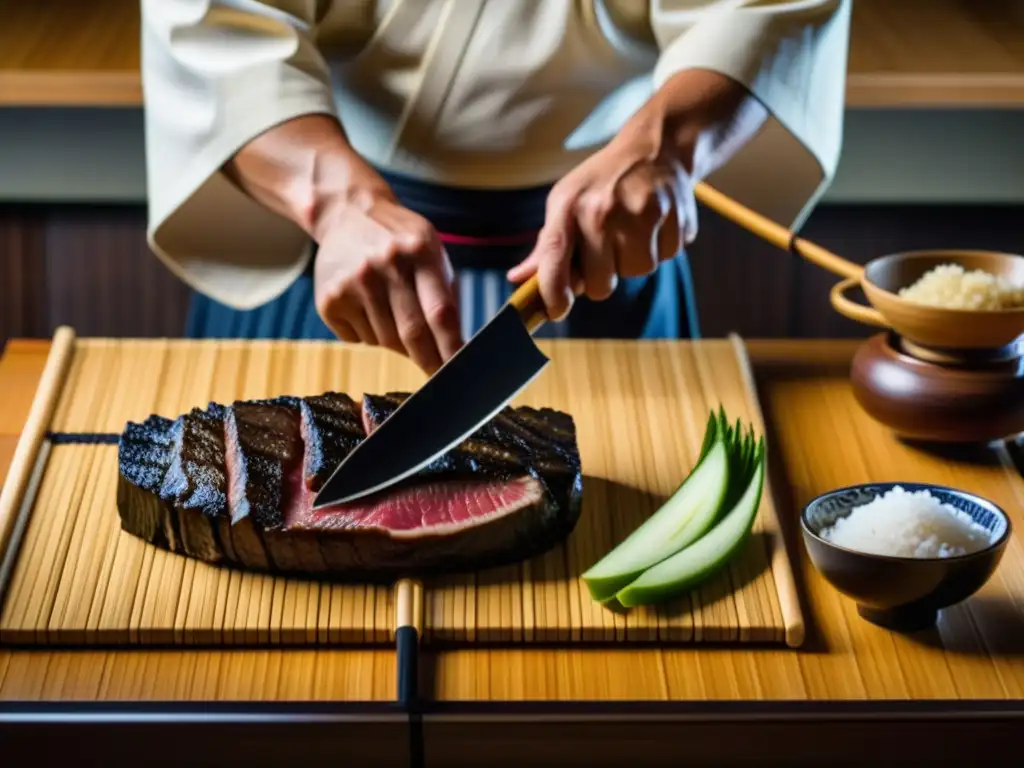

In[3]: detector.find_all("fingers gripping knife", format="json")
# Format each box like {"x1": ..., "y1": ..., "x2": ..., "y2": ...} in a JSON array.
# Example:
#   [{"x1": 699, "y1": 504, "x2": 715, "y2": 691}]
[{"x1": 312, "y1": 272, "x2": 554, "y2": 509}]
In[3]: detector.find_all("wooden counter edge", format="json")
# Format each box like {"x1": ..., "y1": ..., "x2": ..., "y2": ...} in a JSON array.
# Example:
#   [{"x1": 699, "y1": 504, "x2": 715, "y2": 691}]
[
  {"x1": 0, "y1": 72, "x2": 142, "y2": 108},
  {"x1": 2, "y1": 72, "x2": 1023, "y2": 109}
]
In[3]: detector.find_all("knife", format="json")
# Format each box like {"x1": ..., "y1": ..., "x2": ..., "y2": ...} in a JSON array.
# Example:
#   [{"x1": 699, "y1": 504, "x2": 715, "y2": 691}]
[{"x1": 312, "y1": 272, "x2": 555, "y2": 509}]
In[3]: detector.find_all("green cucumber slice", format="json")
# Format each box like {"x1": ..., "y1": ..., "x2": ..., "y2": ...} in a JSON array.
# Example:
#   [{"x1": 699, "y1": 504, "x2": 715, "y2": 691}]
[
  {"x1": 614, "y1": 439, "x2": 766, "y2": 608},
  {"x1": 581, "y1": 411, "x2": 732, "y2": 602}
]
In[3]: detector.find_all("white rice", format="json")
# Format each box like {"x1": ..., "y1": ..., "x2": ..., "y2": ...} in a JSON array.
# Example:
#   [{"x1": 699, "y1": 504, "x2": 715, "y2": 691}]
[
  {"x1": 819, "y1": 486, "x2": 993, "y2": 558},
  {"x1": 898, "y1": 263, "x2": 1024, "y2": 310}
]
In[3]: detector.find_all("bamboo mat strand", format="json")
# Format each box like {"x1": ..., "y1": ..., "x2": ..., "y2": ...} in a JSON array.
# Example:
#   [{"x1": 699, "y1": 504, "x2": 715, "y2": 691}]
[{"x1": 0, "y1": 335, "x2": 801, "y2": 647}]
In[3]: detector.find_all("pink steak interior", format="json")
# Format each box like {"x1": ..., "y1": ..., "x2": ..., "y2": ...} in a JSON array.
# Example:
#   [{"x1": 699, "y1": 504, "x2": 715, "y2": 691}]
[{"x1": 283, "y1": 470, "x2": 543, "y2": 538}]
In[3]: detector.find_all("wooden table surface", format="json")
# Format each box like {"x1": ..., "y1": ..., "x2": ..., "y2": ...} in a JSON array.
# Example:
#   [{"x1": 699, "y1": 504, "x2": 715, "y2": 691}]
[{"x1": 1, "y1": 337, "x2": 1023, "y2": 765}]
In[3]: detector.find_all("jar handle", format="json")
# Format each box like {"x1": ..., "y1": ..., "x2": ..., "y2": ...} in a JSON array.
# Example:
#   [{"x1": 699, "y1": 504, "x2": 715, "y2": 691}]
[{"x1": 829, "y1": 277, "x2": 889, "y2": 328}]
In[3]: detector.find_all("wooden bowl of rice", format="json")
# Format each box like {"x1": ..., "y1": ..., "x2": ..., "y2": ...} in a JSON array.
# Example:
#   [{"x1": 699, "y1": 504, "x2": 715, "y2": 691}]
[{"x1": 830, "y1": 250, "x2": 1024, "y2": 351}]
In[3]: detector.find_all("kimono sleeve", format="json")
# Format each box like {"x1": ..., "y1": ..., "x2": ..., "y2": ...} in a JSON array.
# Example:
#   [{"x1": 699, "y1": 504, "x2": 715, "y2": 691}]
[
  {"x1": 141, "y1": 0, "x2": 339, "y2": 310},
  {"x1": 650, "y1": 0, "x2": 851, "y2": 229}
]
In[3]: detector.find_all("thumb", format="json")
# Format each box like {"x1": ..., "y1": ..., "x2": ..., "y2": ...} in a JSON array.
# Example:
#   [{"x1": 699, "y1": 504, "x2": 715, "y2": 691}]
[{"x1": 507, "y1": 248, "x2": 542, "y2": 283}]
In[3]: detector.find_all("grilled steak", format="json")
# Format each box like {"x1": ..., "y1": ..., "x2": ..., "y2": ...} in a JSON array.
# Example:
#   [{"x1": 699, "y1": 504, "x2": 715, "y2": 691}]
[
  {"x1": 157, "y1": 404, "x2": 228, "y2": 563},
  {"x1": 116, "y1": 390, "x2": 583, "y2": 578},
  {"x1": 223, "y1": 396, "x2": 302, "y2": 570},
  {"x1": 116, "y1": 415, "x2": 178, "y2": 551}
]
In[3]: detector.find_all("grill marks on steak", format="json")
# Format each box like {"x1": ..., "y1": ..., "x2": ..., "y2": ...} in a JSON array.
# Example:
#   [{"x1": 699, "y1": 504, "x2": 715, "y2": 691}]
[
  {"x1": 300, "y1": 393, "x2": 365, "y2": 491},
  {"x1": 223, "y1": 396, "x2": 303, "y2": 570},
  {"x1": 116, "y1": 415, "x2": 178, "y2": 551},
  {"x1": 154, "y1": 404, "x2": 227, "y2": 563},
  {"x1": 362, "y1": 392, "x2": 582, "y2": 499},
  {"x1": 117, "y1": 390, "x2": 583, "y2": 577}
]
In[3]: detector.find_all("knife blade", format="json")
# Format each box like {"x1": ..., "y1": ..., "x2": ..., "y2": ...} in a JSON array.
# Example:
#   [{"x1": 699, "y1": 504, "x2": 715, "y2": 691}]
[{"x1": 312, "y1": 273, "x2": 554, "y2": 509}]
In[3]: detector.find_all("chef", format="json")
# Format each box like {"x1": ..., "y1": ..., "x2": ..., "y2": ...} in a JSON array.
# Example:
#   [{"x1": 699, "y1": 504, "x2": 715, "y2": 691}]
[{"x1": 141, "y1": 0, "x2": 850, "y2": 373}]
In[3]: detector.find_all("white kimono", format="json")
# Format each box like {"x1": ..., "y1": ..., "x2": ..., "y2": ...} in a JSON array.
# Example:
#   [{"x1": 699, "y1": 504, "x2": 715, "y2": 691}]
[{"x1": 141, "y1": 0, "x2": 851, "y2": 311}]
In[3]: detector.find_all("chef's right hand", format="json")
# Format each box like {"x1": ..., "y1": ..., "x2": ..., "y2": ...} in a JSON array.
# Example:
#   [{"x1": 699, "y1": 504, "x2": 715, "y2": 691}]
[{"x1": 312, "y1": 179, "x2": 463, "y2": 375}]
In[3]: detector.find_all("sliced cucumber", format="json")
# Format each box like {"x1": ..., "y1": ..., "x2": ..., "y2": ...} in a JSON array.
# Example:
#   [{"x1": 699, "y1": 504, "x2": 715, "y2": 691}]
[
  {"x1": 615, "y1": 438, "x2": 766, "y2": 608},
  {"x1": 581, "y1": 410, "x2": 732, "y2": 602}
]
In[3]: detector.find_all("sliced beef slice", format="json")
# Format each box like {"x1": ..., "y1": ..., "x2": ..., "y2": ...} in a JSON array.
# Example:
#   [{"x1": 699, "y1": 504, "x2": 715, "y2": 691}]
[
  {"x1": 300, "y1": 392, "x2": 366, "y2": 491},
  {"x1": 274, "y1": 392, "x2": 370, "y2": 573},
  {"x1": 117, "y1": 414, "x2": 180, "y2": 551},
  {"x1": 223, "y1": 395, "x2": 334, "y2": 572},
  {"x1": 157, "y1": 403, "x2": 228, "y2": 563},
  {"x1": 295, "y1": 473, "x2": 561, "y2": 574},
  {"x1": 279, "y1": 392, "x2": 583, "y2": 575},
  {"x1": 222, "y1": 398, "x2": 291, "y2": 570}
]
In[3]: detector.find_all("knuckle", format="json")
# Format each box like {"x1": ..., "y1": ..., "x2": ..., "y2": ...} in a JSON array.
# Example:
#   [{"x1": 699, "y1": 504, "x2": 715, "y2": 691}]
[
  {"x1": 542, "y1": 226, "x2": 570, "y2": 254},
  {"x1": 315, "y1": 279, "x2": 350, "y2": 317},
  {"x1": 424, "y1": 298, "x2": 458, "y2": 328},
  {"x1": 377, "y1": 241, "x2": 403, "y2": 267},
  {"x1": 408, "y1": 221, "x2": 437, "y2": 251},
  {"x1": 639, "y1": 189, "x2": 662, "y2": 220},
  {"x1": 352, "y1": 258, "x2": 378, "y2": 286},
  {"x1": 398, "y1": 316, "x2": 429, "y2": 344},
  {"x1": 399, "y1": 232, "x2": 428, "y2": 256},
  {"x1": 578, "y1": 191, "x2": 615, "y2": 228},
  {"x1": 546, "y1": 185, "x2": 575, "y2": 218}
]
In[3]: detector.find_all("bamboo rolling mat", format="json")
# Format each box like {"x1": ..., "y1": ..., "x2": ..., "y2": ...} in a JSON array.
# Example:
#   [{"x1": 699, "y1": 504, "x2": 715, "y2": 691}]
[{"x1": 0, "y1": 328, "x2": 804, "y2": 648}]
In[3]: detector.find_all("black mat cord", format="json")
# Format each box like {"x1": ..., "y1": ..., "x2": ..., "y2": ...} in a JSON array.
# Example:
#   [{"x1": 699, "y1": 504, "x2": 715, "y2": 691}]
[
  {"x1": 396, "y1": 625, "x2": 424, "y2": 767},
  {"x1": 396, "y1": 625, "x2": 419, "y2": 709},
  {"x1": 45, "y1": 432, "x2": 120, "y2": 445}
]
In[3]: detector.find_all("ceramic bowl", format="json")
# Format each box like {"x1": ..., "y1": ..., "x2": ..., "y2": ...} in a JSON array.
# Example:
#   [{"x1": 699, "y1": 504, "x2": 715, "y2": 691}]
[
  {"x1": 801, "y1": 482, "x2": 1011, "y2": 631},
  {"x1": 850, "y1": 332, "x2": 1024, "y2": 444}
]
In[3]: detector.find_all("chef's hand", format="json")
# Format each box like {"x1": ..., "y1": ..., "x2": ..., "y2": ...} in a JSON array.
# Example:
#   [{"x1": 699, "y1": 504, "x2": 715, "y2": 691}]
[
  {"x1": 312, "y1": 173, "x2": 463, "y2": 375},
  {"x1": 507, "y1": 122, "x2": 697, "y2": 322}
]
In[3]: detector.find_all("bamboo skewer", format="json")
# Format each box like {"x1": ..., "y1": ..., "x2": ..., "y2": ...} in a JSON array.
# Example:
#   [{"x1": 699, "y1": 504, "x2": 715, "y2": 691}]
[
  {"x1": 729, "y1": 333, "x2": 806, "y2": 648},
  {"x1": 0, "y1": 326, "x2": 76, "y2": 583},
  {"x1": 694, "y1": 181, "x2": 863, "y2": 281}
]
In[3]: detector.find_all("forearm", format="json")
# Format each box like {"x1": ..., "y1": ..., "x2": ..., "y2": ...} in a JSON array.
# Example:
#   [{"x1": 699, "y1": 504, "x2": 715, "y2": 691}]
[
  {"x1": 623, "y1": 68, "x2": 768, "y2": 178},
  {"x1": 223, "y1": 114, "x2": 392, "y2": 242}
]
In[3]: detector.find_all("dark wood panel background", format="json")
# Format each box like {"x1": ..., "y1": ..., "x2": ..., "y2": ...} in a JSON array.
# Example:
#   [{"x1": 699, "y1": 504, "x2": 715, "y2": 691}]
[{"x1": 2, "y1": 203, "x2": 1022, "y2": 350}]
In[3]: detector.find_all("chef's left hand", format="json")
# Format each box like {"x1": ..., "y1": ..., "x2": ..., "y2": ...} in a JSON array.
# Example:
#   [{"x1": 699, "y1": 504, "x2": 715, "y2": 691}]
[{"x1": 507, "y1": 125, "x2": 697, "y2": 321}]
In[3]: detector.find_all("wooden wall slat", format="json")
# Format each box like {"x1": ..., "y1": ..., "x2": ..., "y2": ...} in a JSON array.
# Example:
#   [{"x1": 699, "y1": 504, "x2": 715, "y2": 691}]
[
  {"x1": 43, "y1": 207, "x2": 189, "y2": 338},
  {"x1": 0, "y1": 208, "x2": 48, "y2": 346},
  {"x1": 1, "y1": 203, "x2": 1023, "y2": 347}
]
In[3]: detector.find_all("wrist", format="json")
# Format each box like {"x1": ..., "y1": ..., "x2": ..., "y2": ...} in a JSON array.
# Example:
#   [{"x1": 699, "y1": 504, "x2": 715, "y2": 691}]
[
  {"x1": 222, "y1": 114, "x2": 394, "y2": 242},
  {"x1": 304, "y1": 145, "x2": 393, "y2": 243},
  {"x1": 632, "y1": 68, "x2": 754, "y2": 173},
  {"x1": 615, "y1": 98, "x2": 699, "y2": 175}
]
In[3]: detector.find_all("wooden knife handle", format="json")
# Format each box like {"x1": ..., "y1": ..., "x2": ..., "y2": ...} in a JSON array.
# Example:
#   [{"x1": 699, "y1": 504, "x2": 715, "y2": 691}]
[
  {"x1": 507, "y1": 245, "x2": 585, "y2": 334},
  {"x1": 508, "y1": 274, "x2": 549, "y2": 334}
]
